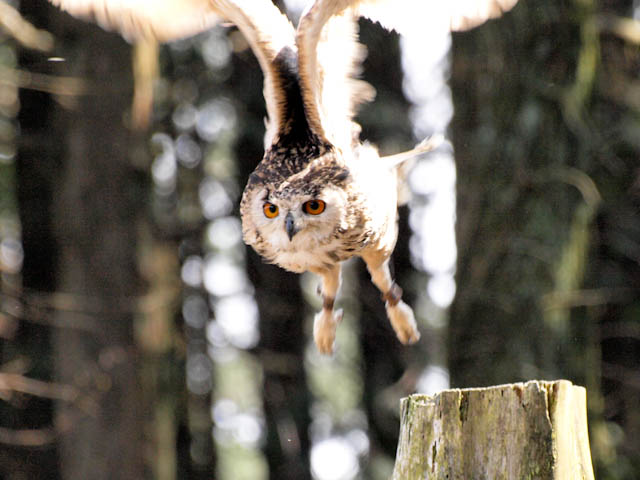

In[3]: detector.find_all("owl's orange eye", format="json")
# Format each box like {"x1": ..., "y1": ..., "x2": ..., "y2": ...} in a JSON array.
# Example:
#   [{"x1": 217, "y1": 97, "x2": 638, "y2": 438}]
[
  {"x1": 303, "y1": 199, "x2": 326, "y2": 215},
  {"x1": 263, "y1": 202, "x2": 279, "y2": 218}
]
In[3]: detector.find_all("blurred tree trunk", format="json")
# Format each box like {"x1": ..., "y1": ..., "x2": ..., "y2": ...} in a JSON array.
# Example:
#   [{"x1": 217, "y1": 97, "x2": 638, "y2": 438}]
[
  {"x1": 4, "y1": 2, "x2": 61, "y2": 478},
  {"x1": 247, "y1": 253, "x2": 311, "y2": 479},
  {"x1": 450, "y1": 0, "x2": 640, "y2": 477},
  {"x1": 449, "y1": 0, "x2": 585, "y2": 387},
  {"x1": 357, "y1": 21, "x2": 420, "y2": 474},
  {"x1": 24, "y1": 4, "x2": 146, "y2": 478},
  {"x1": 577, "y1": 2, "x2": 640, "y2": 477},
  {"x1": 154, "y1": 53, "x2": 217, "y2": 480},
  {"x1": 231, "y1": 12, "x2": 312, "y2": 474}
]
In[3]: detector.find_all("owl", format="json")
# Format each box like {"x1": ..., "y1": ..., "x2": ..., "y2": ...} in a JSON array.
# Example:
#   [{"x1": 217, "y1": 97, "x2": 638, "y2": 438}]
[{"x1": 47, "y1": 0, "x2": 519, "y2": 353}]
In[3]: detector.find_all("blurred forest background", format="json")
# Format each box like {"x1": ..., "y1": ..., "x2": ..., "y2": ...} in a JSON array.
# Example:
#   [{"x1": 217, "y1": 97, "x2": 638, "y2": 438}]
[{"x1": 0, "y1": 0, "x2": 639, "y2": 479}]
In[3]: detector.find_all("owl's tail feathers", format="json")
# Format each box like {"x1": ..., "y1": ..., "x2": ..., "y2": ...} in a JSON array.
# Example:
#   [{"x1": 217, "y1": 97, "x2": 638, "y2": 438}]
[
  {"x1": 385, "y1": 300, "x2": 421, "y2": 345},
  {"x1": 383, "y1": 134, "x2": 443, "y2": 205}
]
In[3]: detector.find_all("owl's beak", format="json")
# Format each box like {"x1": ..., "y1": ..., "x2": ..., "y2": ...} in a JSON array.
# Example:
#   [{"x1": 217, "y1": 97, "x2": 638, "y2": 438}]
[{"x1": 285, "y1": 211, "x2": 299, "y2": 241}]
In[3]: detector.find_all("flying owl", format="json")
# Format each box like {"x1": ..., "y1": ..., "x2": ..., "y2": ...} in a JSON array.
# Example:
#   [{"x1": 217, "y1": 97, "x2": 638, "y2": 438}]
[{"x1": 46, "y1": 0, "x2": 519, "y2": 353}]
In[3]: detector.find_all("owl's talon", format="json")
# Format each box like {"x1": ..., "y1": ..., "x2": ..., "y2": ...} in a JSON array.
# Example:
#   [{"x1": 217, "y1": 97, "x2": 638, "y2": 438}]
[
  {"x1": 313, "y1": 308, "x2": 343, "y2": 354},
  {"x1": 385, "y1": 300, "x2": 420, "y2": 345}
]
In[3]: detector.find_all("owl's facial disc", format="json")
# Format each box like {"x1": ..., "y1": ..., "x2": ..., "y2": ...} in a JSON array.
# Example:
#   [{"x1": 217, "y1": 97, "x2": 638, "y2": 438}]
[{"x1": 242, "y1": 181, "x2": 348, "y2": 263}]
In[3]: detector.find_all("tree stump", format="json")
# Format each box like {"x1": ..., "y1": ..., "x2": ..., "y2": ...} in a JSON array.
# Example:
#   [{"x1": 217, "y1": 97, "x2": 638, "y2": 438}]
[{"x1": 392, "y1": 380, "x2": 594, "y2": 479}]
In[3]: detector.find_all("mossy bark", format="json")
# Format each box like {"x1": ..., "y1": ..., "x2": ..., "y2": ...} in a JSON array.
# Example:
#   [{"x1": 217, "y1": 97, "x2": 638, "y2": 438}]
[{"x1": 392, "y1": 380, "x2": 594, "y2": 479}]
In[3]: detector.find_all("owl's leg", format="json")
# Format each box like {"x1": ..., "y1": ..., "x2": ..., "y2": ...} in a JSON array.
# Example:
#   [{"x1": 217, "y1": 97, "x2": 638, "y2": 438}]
[
  {"x1": 362, "y1": 254, "x2": 420, "y2": 345},
  {"x1": 312, "y1": 265, "x2": 343, "y2": 354}
]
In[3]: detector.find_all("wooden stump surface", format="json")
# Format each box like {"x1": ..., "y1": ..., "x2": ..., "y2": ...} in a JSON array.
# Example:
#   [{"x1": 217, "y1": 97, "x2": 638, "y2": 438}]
[{"x1": 392, "y1": 380, "x2": 594, "y2": 479}]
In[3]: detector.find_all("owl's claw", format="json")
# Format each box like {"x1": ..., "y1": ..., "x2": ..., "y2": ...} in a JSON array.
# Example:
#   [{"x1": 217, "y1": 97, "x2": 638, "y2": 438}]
[
  {"x1": 385, "y1": 300, "x2": 420, "y2": 345},
  {"x1": 313, "y1": 308, "x2": 343, "y2": 354}
]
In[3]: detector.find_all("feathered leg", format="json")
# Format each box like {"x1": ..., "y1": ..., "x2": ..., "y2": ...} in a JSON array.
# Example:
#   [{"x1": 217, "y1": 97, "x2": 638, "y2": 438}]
[
  {"x1": 362, "y1": 254, "x2": 420, "y2": 345},
  {"x1": 312, "y1": 265, "x2": 343, "y2": 354}
]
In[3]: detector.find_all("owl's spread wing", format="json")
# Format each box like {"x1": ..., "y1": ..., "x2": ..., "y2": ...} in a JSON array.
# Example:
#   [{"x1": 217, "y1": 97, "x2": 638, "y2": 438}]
[
  {"x1": 48, "y1": 0, "x2": 221, "y2": 42},
  {"x1": 354, "y1": 0, "x2": 519, "y2": 33},
  {"x1": 295, "y1": 0, "x2": 519, "y2": 152},
  {"x1": 48, "y1": 0, "x2": 296, "y2": 146},
  {"x1": 49, "y1": 0, "x2": 519, "y2": 150},
  {"x1": 296, "y1": 1, "x2": 374, "y2": 152}
]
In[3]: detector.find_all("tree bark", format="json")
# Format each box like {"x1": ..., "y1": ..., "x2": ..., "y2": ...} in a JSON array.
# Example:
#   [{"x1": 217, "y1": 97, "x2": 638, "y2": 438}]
[
  {"x1": 5, "y1": 0, "x2": 61, "y2": 476},
  {"x1": 392, "y1": 380, "x2": 594, "y2": 480},
  {"x1": 47, "y1": 13, "x2": 146, "y2": 480},
  {"x1": 231, "y1": 4, "x2": 312, "y2": 472},
  {"x1": 356, "y1": 20, "x2": 418, "y2": 470}
]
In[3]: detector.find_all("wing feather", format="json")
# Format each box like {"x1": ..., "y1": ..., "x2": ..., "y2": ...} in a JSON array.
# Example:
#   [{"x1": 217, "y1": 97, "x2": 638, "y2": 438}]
[
  {"x1": 296, "y1": 0, "x2": 374, "y2": 152},
  {"x1": 295, "y1": 0, "x2": 519, "y2": 152},
  {"x1": 354, "y1": 0, "x2": 519, "y2": 33},
  {"x1": 48, "y1": 0, "x2": 221, "y2": 42},
  {"x1": 48, "y1": 0, "x2": 296, "y2": 146},
  {"x1": 50, "y1": 0, "x2": 519, "y2": 150},
  {"x1": 214, "y1": 1, "x2": 297, "y2": 147}
]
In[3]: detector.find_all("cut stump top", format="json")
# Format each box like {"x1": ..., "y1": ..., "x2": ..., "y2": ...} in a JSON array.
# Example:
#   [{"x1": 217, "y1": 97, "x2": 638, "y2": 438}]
[{"x1": 392, "y1": 379, "x2": 594, "y2": 480}]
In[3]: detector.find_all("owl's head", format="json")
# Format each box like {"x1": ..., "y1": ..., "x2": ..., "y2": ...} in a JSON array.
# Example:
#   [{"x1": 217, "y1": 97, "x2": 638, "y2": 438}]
[{"x1": 240, "y1": 156, "x2": 352, "y2": 270}]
